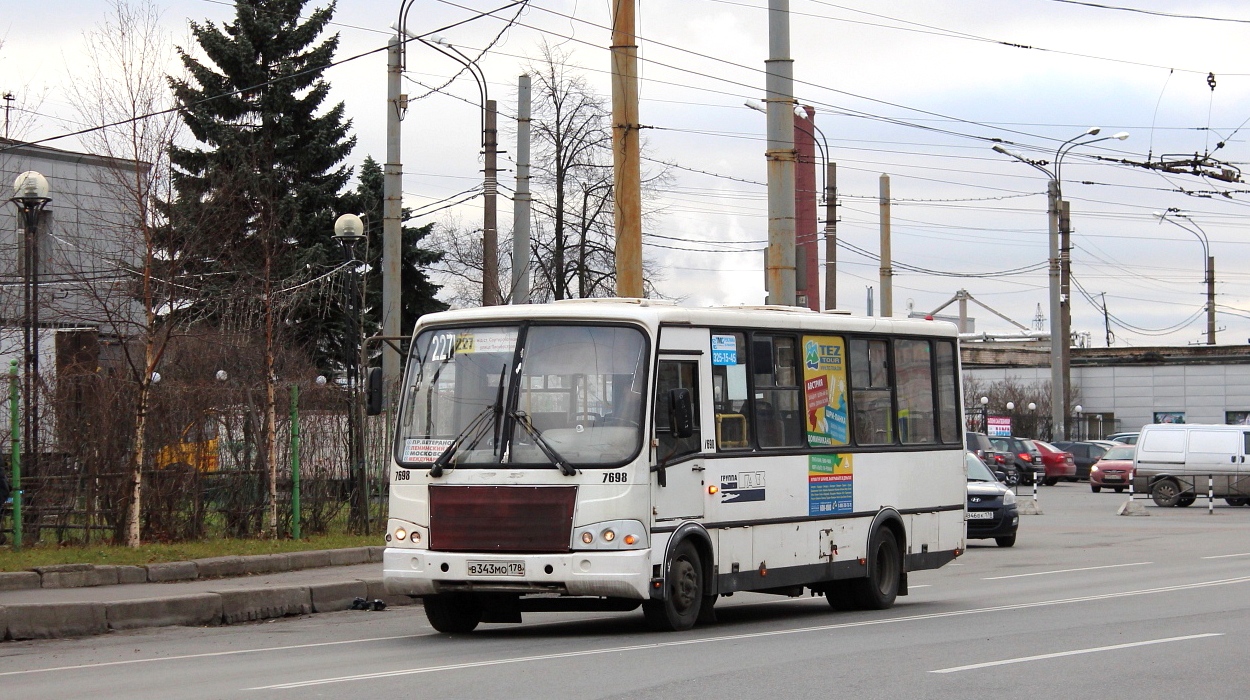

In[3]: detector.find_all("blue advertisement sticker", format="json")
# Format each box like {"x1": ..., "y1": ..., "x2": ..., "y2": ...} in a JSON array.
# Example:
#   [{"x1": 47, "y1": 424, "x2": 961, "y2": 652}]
[{"x1": 711, "y1": 334, "x2": 737, "y2": 366}]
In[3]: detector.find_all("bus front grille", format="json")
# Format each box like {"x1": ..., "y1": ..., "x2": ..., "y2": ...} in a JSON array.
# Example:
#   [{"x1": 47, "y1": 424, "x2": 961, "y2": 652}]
[{"x1": 429, "y1": 485, "x2": 577, "y2": 553}]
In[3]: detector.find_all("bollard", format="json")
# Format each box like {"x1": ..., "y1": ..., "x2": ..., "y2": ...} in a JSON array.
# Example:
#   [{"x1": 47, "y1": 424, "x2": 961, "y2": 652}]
[
  {"x1": 1208, "y1": 474, "x2": 1214, "y2": 516},
  {"x1": 1117, "y1": 469, "x2": 1148, "y2": 516},
  {"x1": 290, "y1": 384, "x2": 301, "y2": 540},
  {"x1": 8, "y1": 360, "x2": 20, "y2": 549},
  {"x1": 1019, "y1": 471, "x2": 1043, "y2": 515}
]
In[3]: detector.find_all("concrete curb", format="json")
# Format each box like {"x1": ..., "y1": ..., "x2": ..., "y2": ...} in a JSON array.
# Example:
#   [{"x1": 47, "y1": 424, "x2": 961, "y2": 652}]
[
  {"x1": 2, "y1": 546, "x2": 387, "y2": 590},
  {"x1": 1, "y1": 577, "x2": 416, "y2": 641}
]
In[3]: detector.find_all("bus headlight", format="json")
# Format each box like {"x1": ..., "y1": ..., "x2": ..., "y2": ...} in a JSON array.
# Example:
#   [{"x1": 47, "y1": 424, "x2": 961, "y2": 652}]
[
  {"x1": 572, "y1": 520, "x2": 648, "y2": 550},
  {"x1": 387, "y1": 519, "x2": 425, "y2": 548}
]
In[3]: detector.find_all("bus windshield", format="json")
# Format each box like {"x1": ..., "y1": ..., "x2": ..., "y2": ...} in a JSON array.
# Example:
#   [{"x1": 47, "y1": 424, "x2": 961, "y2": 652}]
[{"x1": 395, "y1": 323, "x2": 648, "y2": 468}]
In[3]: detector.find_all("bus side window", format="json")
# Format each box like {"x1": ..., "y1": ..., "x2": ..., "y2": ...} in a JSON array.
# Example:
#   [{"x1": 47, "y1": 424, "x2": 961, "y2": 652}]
[
  {"x1": 753, "y1": 335, "x2": 804, "y2": 448},
  {"x1": 711, "y1": 331, "x2": 751, "y2": 449},
  {"x1": 935, "y1": 341, "x2": 959, "y2": 444},
  {"x1": 894, "y1": 339, "x2": 936, "y2": 444},
  {"x1": 850, "y1": 338, "x2": 894, "y2": 445}
]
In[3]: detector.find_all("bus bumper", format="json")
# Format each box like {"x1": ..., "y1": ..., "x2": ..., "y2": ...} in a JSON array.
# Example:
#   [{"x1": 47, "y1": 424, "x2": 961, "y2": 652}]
[{"x1": 383, "y1": 547, "x2": 652, "y2": 600}]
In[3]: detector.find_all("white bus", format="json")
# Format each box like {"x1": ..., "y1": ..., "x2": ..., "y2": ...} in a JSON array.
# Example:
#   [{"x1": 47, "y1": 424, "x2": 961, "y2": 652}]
[{"x1": 382, "y1": 300, "x2": 967, "y2": 633}]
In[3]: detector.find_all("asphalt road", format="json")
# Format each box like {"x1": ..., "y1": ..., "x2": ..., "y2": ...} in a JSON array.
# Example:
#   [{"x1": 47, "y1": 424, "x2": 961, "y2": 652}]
[{"x1": 4, "y1": 484, "x2": 1250, "y2": 699}]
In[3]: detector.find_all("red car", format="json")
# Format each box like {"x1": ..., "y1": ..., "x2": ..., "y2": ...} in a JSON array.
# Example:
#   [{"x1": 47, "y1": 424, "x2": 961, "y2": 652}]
[
  {"x1": 1089, "y1": 444, "x2": 1134, "y2": 493},
  {"x1": 1033, "y1": 440, "x2": 1077, "y2": 485}
]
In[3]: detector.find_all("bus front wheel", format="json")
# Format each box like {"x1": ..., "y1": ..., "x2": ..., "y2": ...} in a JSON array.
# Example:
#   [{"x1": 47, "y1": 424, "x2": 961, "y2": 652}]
[
  {"x1": 643, "y1": 540, "x2": 703, "y2": 632},
  {"x1": 424, "y1": 593, "x2": 481, "y2": 634},
  {"x1": 845, "y1": 527, "x2": 901, "y2": 610}
]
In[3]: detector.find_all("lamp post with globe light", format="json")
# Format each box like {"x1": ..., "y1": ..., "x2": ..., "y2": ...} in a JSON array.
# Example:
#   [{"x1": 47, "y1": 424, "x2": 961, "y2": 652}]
[
  {"x1": 335, "y1": 214, "x2": 369, "y2": 532},
  {"x1": 9, "y1": 171, "x2": 51, "y2": 529}
]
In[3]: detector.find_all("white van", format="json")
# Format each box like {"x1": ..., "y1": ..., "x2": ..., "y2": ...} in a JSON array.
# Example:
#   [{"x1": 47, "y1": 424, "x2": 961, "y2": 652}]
[{"x1": 1133, "y1": 424, "x2": 1250, "y2": 507}]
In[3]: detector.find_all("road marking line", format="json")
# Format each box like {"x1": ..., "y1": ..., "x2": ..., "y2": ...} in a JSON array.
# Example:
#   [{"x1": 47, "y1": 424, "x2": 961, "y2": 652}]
[
  {"x1": 931, "y1": 633, "x2": 1222, "y2": 673},
  {"x1": 0, "y1": 634, "x2": 421, "y2": 678},
  {"x1": 1203, "y1": 552, "x2": 1250, "y2": 559},
  {"x1": 909, "y1": 585, "x2": 931, "y2": 589},
  {"x1": 251, "y1": 575, "x2": 1250, "y2": 690},
  {"x1": 983, "y1": 562, "x2": 1151, "y2": 580}
]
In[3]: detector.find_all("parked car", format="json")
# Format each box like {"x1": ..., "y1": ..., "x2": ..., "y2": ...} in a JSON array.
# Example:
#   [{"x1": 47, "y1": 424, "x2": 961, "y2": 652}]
[
  {"x1": 1106, "y1": 432, "x2": 1139, "y2": 445},
  {"x1": 989, "y1": 436, "x2": 1045, "y2": 485},
  {"x1": 1033, "y1": 440, "x2": 1077, "y2": 485},
  {"x1": 966, "y1": 431, "x2": 1013, "y2": 483},
  {"x1": 1090, "y1": 444, "x2": 1134, "y2": 492},
  {"x1": 1053, "y1": 440, "x2": 1112, "y2": 480},
  {"x1": 965, "y1": 452, "x2": 1018, "y2": 548}
]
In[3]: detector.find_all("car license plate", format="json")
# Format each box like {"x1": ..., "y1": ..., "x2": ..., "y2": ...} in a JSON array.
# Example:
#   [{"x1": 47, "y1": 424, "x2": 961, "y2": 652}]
[
  {"x1": 467, "y1": 561, "x2": 525, "y2": 577},
  {"x1": 1104, "y1": 475, "x2": 1123, "y2": 481},
  {"x1": 967, "y1": 511, "x2": 994, "y2": 520}
]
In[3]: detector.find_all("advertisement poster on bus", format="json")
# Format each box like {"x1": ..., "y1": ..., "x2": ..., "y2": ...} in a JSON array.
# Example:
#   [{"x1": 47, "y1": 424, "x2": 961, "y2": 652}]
[
  {"x1": 802, "y1": 336, "x2": 849, "y2": 446},
  {"x1": 809, "y1": 453, "x2": 853, "y2": 515}
]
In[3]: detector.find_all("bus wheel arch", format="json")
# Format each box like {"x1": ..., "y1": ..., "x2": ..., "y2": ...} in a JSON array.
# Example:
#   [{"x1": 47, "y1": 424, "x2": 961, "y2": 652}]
[
  {"x1": 646, "y1": 524, "x2": 714, "y2": 631},
  {"x1": 855, "y1": 510, "x2": 906, "y2": 609}
]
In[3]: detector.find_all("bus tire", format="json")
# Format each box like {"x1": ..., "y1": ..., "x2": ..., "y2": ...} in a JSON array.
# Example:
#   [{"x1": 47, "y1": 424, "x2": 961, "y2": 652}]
[
  {"x1": 424, "y1": 593, "x2": 481, "y2": 634},
  {"x1": 1151, "y1": 479, "x2": 1182, "y2": 507},
  {"x1": 845, "y1": 527, "x2": 901, "y2": 610},
  {"x1": 643, "y1": 539, "x2": 703, "y2": 631}
]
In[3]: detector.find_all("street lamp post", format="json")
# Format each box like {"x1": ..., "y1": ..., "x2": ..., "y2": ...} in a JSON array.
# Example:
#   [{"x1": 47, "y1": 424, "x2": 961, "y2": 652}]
[
  {"x1": 1028, "y1": 402, "x2": 1037, "y2": 438},
  {"x1": 1006, "y1": 401, "x2": 1015, "y2": 436},
  {"x1": 980, "y1": 395, "x2": 989, "y2": 434},
  {"x1": 9, "y1": 172, "x2": 50, "y2": 533},
  {"x1": 335, "y1": 213, "x2": 368, "y2": 533},
  {"x1": 1155, "y1": 208, "x2": 1216, "y2": 345},
  {"x1": 1075, "y1": 405, "x2": 1084, "y2": 441},
  {"x1": 992, "y1": 129, "x2": 1128, "y2": 441}
]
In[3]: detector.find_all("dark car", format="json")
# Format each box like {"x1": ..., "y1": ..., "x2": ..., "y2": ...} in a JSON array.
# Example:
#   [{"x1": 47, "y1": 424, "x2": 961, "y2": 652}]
[
  {"x1": 1090, "y1": 443, "x2": 1134, "y2": 492},
  {"x1": 965, "y1": 452, "x2": 1019, "y2": 547},
  {"x1": 990, "y1": 436, "x2": 1045, "y2": 485},
  {"x1": 1105, "y1": 432, "x2": 1139, "y2": 445},
  {"x1": 1053, "y1": 440, "x2": 1111, "y2": 480},
  {"x1": 966, "y1": 431, "x2": 1013, "y2": 482},
  {"x1": 1033, "y1": 440, "x2": 1077, "y2": 485}
]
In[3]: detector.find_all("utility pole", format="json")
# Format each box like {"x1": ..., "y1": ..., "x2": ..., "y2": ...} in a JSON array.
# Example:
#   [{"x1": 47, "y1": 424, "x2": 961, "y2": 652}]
[
  {"x1": 794, "y1": 107, "x2": 817, "y2": 310},
  {"x1": 611, "y1": 0, "x2": 644, "y2": 298},
  {"x1": 1059, "y1": 199, "x2": 1072, "y2": 427},
  {"x1": 824, "y1": 161, "x2": 837, "y2": 310},
  {"x1": 866, "y1": 286, "x2": 874, "y2": 317},
  {"x1": 1101, "y1": 292, "x2": 1112, "y2": 347},
  {"x1": 1047, "y1": 179, "x2": 1064, "y2": 441},
  {"x1": 382, "y1": 37, "x2": 404, "y2": 387},
  {"x1": 1207, "y1": 255, "x2": 1216, "y2": 345},
  {"x1": 764, "y1": 0, "x2": 796, "y2": 306},
  {"x1": 512, "y1": 75, "x2": 532, "y2": 305},
  {"x1": 879, "y1": 174, "x2": 892, "y2": 317},
  {"x1": 483, "y1": 99, "x2": 500, "y2": 306}
]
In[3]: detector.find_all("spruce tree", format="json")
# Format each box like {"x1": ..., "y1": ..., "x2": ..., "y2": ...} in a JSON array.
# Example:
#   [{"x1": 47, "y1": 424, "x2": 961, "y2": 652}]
[
  {"x1": 340, "y1": 156, "x2": 448, "y2": 361},
  {"x1": 167, "y1": 0, "x2": 355, "y2": 369}
]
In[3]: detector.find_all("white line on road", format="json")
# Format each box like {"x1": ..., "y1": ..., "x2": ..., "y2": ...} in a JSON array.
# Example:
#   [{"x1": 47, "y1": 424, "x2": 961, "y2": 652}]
[
  {"x1": 251, "y1": 575, "x2": 1250, "y2": 690},
  {"x1": 930, "y1": 633, "x2": 1222, "y2": 673},
  {"x1": 983, "y1": 561, "x2": 1151, "y2": 580},
  {"x1": 0, "y1": 634, "x2": 420, "y2": 678},
  {"x1": 1202, "y1": 552, "x2": 1250, "y2": 560}
]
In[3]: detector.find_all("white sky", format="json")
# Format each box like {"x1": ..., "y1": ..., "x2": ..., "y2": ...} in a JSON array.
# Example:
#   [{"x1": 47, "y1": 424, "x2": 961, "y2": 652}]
[{"x1": 4, "y1": 0, "x2": 1250, "y2": 347}]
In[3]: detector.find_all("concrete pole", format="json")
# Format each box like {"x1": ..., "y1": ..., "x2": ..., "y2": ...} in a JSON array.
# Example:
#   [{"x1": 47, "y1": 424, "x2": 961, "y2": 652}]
[
  {"x1": 512, "y1": 74, "x2": 532, "y2": 305},
  {"x1": 878, "y1": 174, "x2": 892, "y2": 317},
  {"x1": 794, "y1": 107, "x2": 818, "y2": 310},
  {"x1": 483, "y1": 99, "x2": 500, "y2": 306},
  {"x1": 764, "y1": 0, "x2": 797, "y2": 306},
  {"x1": 382, "y1": 37, "x2": 403, "y2": 386},
  {"x1": 1059, "y1": 200, "x2": 1072, "y2": 425},
  {"x1": 1207, "y1": 255, "x2": 1216, "y2": 344},
  {"x1": 611, "y1": 0, "x2": 644, "y2": 298},
  {"x1": 824, "y1": 161, "x2": 837, "y2": 311},
  {"x1": 958, "y1": 290, "x2": 969, "y2": 333},
  {"x1": 1047, "y1": 179, "x2": 1065, "y2": 441}
]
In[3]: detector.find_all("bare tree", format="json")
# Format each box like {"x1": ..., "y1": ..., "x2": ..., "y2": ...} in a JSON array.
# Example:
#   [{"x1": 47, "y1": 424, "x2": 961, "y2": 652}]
[{"x1": 67, "y1": 0, "x2": 190, "y2": 547}]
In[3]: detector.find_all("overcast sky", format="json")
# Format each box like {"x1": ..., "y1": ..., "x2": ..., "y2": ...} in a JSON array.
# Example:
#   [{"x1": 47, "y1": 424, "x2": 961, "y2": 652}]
[{"x1": 5, "y1": 0, "x2": 1250, "y2": 347}]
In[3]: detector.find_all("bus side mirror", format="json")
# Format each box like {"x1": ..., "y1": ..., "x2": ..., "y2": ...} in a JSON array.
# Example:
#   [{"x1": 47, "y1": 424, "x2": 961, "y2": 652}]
[
  {"x1": 669, "y1": 388, "x2": 694, "y2": 439},
  {"x1": 366, "y1": 367, "x2": 384, "y2": 416}
]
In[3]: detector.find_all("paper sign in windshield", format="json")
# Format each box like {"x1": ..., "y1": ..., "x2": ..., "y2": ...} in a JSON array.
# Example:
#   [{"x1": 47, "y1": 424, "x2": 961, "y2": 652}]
[
  {"x1": 404, "y1": 438, "x2": 453, "y2": 463},
  {"x1": 454, "y1": 330, "x2": 515, "y2": 355}
]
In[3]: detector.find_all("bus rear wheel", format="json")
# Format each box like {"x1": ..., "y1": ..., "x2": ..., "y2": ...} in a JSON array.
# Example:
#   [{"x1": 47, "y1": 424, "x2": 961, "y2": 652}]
[
  {"x1": 643, "y1": 540, "x2": 703, "y2": 632},
  {"x1": 424, "y1": 593, "x2": 481, "y2": 634},
  {"x1": 844, "y1": 527, "x2": 901, "y2": 610}
]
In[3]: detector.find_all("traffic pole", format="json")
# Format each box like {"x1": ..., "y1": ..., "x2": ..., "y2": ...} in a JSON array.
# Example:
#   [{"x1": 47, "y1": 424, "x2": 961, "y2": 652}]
[
  {"x1": 1208, "y1": 475, "x2": 1214, "y2": 515},
  {"x1": 290, "y1": 384, "x2": 301, "y2": 540},
  {"x1": 9, "y1": 360, "x2": 20, "y2": 549}
]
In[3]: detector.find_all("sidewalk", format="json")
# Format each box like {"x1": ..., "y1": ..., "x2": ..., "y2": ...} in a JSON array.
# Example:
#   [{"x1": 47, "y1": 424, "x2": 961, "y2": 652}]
[{"x1": 0, "y1": 554, "x2": 414, "y2": 642}]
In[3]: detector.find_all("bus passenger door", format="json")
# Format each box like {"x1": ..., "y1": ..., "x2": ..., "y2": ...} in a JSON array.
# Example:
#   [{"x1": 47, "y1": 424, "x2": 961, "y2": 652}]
[{"x1": 652, "y1": 340, "x2": 712, "y2": 521}]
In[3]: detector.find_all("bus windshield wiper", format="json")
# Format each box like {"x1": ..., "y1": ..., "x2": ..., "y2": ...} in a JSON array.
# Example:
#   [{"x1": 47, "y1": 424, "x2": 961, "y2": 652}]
[
  {"x1": 428, "y1": 366, "x2": 508, "y2": 477},
  {"x1": 509, "y1": 409, "x2": 576, "y2": 476}
]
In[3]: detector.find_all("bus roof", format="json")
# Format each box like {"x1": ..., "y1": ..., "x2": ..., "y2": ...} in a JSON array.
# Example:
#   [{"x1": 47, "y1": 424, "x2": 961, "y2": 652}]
[{"x1": 414, "y1": 298, "x2": 959, "y2": 339}]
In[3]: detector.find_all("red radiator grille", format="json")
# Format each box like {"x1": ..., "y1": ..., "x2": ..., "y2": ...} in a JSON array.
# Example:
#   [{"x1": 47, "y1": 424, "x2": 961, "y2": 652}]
[{"x1": 429, "y1": 486, "x2": 577, "y2": 553}]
